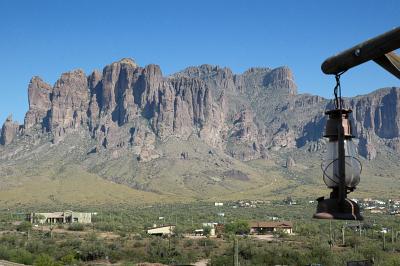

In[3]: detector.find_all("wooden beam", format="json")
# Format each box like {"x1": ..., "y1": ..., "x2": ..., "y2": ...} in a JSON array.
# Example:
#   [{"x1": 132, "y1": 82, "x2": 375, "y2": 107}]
[
  {"x1": 373, "y1": 51, "x2": 400, "y2": 79},
  {"x1": 321, "y1": 27, "x2": 400, "y2": 76}
]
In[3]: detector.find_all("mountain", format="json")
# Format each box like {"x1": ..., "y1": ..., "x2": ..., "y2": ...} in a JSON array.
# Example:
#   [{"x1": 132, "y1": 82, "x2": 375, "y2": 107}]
[{"x1": 1, "y1": 58, "x2": 399, "y2": 207}]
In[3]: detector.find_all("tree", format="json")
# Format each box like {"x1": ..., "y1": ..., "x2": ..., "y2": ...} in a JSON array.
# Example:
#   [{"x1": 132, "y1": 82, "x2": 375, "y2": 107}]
[
  {"x1": 34, "y1": 214, "x2": 46, "y2": 224},
  {"x1": 225, "y1": 221, "x2": 250, "y2": 235},
  {"x1": 203, "y1": 226, "x2": 212, "y2": 237}
]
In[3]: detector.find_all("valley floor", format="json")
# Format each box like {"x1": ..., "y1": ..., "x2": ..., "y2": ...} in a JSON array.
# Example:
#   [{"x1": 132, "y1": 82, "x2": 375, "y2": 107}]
[{"x1": 0, "y1": 201, "x2": 399, "y2": 265}]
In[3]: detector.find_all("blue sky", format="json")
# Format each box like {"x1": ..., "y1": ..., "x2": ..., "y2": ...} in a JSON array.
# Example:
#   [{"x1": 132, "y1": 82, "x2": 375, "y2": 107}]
[{"x1": 0, "y1": 0, "x2": 398, "y2": 124}]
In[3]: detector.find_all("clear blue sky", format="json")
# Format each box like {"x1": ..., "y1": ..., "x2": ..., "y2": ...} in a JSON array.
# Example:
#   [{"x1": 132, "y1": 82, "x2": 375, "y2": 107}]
[{"x1": 0, "y1": 0, "x2": 398, "y2": 124}]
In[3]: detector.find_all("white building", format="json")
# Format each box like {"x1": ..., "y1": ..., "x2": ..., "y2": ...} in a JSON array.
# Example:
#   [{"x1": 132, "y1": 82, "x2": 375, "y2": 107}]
[
  {"x1": 28, "y1": 211, "x2": 92, "y2": 224},
  {"x1": 147, "y1": 225, "x2": 175, "y2": 236}
]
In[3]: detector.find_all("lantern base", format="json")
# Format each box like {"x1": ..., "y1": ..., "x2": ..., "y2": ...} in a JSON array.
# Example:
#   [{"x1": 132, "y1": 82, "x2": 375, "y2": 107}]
[{"x1": 313, "y1": 197, "x2": 363, "y2": 220}]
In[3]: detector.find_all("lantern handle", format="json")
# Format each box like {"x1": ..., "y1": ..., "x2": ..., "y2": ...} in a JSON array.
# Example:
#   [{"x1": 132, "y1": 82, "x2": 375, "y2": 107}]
[{"x1": 333, "y1": 71, "x2": 347, "y2": 110}]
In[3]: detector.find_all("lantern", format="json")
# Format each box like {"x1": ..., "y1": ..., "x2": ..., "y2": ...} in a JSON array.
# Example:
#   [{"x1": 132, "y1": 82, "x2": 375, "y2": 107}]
[
  {"x1": 313, "y1": 109, "x2": 363, "y2": 220},
  {"x1": 322, "y1": 109, "x2": 362, "y2": 189}
]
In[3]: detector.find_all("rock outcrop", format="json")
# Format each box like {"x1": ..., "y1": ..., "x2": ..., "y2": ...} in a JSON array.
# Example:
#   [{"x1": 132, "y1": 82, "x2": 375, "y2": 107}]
[
  {"x1": 51, "y1": 69, "x2": 90, "y2": 143},
  {"x1": 24, "y1": 77, "x2": 52, "y2": 131},
  {"x1": 285, "y1": 156, "x2": 296, "y2": 168},
  {"x1": 1, "y1": 115, "x2": 19, "y2": 145},
  {"x1": 348, "y1": 87, "x2": 400, "y2": 159}
]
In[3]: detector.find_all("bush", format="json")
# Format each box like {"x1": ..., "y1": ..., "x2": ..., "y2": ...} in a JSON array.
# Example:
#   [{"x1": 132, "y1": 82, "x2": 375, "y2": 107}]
[
  {"x1": 197, "y1": 239, "x2": 215, "y2": 248},
  {"x1": 210, "y1": 254, "x2": 233, "y2": 266},
  {"x1": 0, "y1": 245, "x2": 11, "y2": 260},
  {"x1": 95, "y1": 221, "x2": 117, "y2": 231},
  {"x1": 34, "y1": 253, "x2": 60, "y2": 266},
  {"x1": 79, "y1": 241, "x2": 107, "y2": 261},
  {"x1": 26, "y1": 241, "x2": 47, "y2": 254},
  {"x1": 67, "y1": 223, "x2": 85, "y2": 231},
  {"x1": 183, "y1": 239, "x2": 193, "y2": 248},
  {"x1": 9, "y1": 249, "x2": 35, "y2": 265},
  {"x1": 273, "y1": 228, "x2": 288, "y2": 238},
  {"x1": 60, "y1": 253, "x2": 77, "y2": 265},
  {"x1": 60, "y1": 238, "x2": 82, "y2": 249},
  {"x1": 16, "y1": 221, "x2": 32, "y2": 232},
  {"x1": 0, "y1": 235, "x2": 17, "y2": 246}
]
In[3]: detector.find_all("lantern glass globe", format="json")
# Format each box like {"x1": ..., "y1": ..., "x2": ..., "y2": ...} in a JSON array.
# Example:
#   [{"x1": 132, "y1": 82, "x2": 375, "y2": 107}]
[{"x1": 322, "y1": 139, "x2": 361, "y2": 188}]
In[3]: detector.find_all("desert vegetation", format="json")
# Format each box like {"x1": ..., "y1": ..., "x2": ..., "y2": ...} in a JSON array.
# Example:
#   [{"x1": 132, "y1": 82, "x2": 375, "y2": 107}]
[{"x1": 0, "y1": 200, "x2": 399, "y2": 265}]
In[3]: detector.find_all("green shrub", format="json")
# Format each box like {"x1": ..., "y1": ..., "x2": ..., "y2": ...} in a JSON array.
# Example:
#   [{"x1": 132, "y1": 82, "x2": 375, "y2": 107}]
[
  {"x1": 26, "y1": 241, "x2": 47, "y2": 254},
  {"x1": 95, "y1": 221, "x2": 117, "y2": 231},
  {"x1": 0, "y1": 245, "x2": 11, "y2": 260},
  {"x1": 9, "y1": 249, "x2": 35, "y2": 265},
  {"x1": 16, "y1": 221, "x2": 32, "y2": 232},
  {"x1": 60, "y1": 253, "x2": 77, "y2": 265},
  {"x1": 133, "y1": 241, "x2": 145, "y2": 248},
  {"x1": 183, "y1": 239, "x2": 193, "y2": 248},
  {"x1": 203, "y1": 226, "x2": 212, "y2": 237},
  {"x1": 0, "y1": 235, "x2": 17, "y2": 246},
  {"x1": 224, "y1": 220, "x2": 250, "y2": 235},
  {"x1": 34, "y1": 253, "x2": 60, "y2": 266},
  {"x1": 79, "y1": 241, "x2": 106, "y2": 261},
  {"x1": 197, "y1": 238, "x2": 215, "y2": 248},
  {"x1": 67, "y1": 223, "x2": 84, "y2": 231}
]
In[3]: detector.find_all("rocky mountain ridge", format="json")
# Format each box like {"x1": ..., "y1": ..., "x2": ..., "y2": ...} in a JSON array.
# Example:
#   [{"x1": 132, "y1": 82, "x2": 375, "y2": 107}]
[{"x1": 1, "y1": 58, "x2": 399, "y2": 163}]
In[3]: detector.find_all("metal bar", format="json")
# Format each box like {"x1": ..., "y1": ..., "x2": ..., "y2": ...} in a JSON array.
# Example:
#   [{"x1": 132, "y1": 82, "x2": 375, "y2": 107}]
[
  {"x1": 322, "y1": 27, "x2": 400, "y2": 75},
  {"x1": 338, "y1": 119, "x2": 346, "y2": 209}
]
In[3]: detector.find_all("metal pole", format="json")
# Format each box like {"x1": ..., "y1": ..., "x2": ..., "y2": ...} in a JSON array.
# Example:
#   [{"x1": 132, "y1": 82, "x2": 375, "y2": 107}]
[
  {"x1": 337, "y1": 122, "x2": 346, "y2": 209},
  {"x1": 329, "y1": 221, "x2": 333, "y2": 248}
]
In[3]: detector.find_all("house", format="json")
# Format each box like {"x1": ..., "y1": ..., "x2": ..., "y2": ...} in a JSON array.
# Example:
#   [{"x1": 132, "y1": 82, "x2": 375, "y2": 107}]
[
  {"x1": 147, "y1": 225, "x2": 175, "y2": 236},
  {"x1": 249, "y1": 221, "x2": 293, "y2": 235},
  {"x1": 370, "y1": 209, "x2": 385, "y2": 214},
  {"x1": 194, "y1": 229, "x2": 204, "y2": 236},
  {"x1": 27, "y1": 211, "x2": 92, "y2": 224}
]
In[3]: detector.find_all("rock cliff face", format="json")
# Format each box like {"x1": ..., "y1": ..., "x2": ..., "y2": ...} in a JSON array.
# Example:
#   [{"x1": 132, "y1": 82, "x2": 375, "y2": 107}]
[
  {"x1": 0, "y1": 115, "x2": 19, "y2": 145},
  {"x1": 51, "y1": 69, "x2": 90, "y2": 143},
  {"x1": 1, "y1": 58, "x2": 399, "y2": 163},
  {"x1": 348, "y1": 87, "x2": 400, "y2": 159},
  {"x1": 24, "y1": 77, "x2": 52, "y2": 131}
]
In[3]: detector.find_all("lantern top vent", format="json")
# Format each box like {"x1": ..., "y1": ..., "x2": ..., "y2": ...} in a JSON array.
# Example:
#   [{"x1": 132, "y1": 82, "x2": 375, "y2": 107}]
[{"x1": 324, "y1": 109, "x2": 354, "y2": 139}]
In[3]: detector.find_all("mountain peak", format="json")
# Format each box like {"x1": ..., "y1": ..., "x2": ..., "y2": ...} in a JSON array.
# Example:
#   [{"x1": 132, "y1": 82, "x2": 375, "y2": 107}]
[{"x1": 115, "y1": 58, "x2": 138, "y2": 67}]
